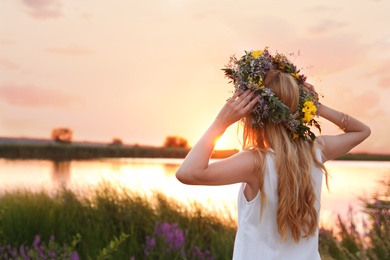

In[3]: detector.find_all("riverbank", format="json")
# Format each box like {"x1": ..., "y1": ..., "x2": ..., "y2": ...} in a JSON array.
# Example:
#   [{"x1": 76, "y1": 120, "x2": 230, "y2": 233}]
[
  {"x1": 0, "y1": 137, "x2": 388, "y2": 161},
  {"x1": 0, "y1": 138, "x2": 238, "y2": 160}
]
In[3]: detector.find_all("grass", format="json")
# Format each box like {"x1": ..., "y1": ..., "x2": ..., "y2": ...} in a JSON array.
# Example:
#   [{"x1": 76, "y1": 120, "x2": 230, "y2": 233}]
[
  {"x1": 318, "y1": 178, "x2": 390, "y2": 260},
  {"x1": 0, "y1": 183, "x2": 236, "y2": 259},
  {"x1": 0, "y1": 179, "x2": 389, "y2": 259}
]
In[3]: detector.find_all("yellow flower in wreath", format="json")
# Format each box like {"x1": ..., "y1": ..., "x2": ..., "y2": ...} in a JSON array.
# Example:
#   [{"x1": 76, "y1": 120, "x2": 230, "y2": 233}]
[
  {"x1": 302, "y1": 100, "x2": 317, "y2": 123},
  {"x1": 251, "y1": 50, "x2": 263, "y2": 59},
  {"x1": 291, "y1": 73, "x2": 300, "y2": 80}
]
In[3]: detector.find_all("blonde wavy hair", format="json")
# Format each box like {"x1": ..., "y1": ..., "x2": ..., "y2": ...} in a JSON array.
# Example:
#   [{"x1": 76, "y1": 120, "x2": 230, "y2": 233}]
[{"x1": 242, "y1": 69, "x2": 329, "y2": 243}]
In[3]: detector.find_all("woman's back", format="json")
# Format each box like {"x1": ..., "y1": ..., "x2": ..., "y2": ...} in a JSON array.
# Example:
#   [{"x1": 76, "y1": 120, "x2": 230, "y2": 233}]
[{"x1": 233, "y1": 150, "x2": 323, "y2": 260}]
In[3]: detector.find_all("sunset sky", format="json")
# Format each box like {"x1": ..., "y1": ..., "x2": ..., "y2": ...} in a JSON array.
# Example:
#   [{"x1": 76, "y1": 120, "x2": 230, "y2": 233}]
[{"x1": 0, "y1": 0, "x2": 389, "y2": 154}]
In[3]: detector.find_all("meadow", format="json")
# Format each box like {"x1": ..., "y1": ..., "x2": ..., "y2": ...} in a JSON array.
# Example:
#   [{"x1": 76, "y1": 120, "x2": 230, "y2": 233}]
[{"x1": 0, "y1": 179, "x2": 389, "y2": 260}]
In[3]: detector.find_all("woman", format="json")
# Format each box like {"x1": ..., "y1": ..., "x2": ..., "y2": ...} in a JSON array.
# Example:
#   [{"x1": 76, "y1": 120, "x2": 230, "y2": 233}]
[{"x1": 175, "y1": 49, "x2": 370, "y2": 259}]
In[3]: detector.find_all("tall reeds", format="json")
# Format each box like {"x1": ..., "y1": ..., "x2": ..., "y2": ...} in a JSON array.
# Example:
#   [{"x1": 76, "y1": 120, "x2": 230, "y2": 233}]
[
  {"x1": 0, "y1": 183, "x2": 236, "y2": 259},
  {"x1": 0, "y1": 178, "x2": 388, "y2": 259}
]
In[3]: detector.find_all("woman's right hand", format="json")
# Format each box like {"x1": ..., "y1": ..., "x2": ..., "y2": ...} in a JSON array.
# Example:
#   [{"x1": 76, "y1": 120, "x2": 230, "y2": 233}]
[
  {"x1": 215, "y1": 90, "x2": 258, "y2": 128},
  {"x1": 303, "y1": 82, "x2": 319, "y2": 101}
]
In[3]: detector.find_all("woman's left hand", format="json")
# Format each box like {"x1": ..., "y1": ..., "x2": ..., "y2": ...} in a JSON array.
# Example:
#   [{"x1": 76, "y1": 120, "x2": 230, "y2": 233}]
[{"x1": 215, "y1": 90, "x2": 258, "y2": 128}]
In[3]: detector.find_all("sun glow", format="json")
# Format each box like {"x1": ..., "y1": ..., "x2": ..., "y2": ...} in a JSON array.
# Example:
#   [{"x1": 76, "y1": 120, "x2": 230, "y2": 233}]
[
  {"x1": 215, "y1": 133, "x2": 240, "y2": 150},
  {"x1": 214, "y1": 135, "x2": 229, "y2": 150},
  {"x1": 213, "y1": 126, "x2": 242, "y2": 150}
]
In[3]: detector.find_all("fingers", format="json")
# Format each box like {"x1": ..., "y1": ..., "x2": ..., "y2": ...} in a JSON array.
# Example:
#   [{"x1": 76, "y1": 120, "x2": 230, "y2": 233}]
[
  {"x1": 227, "y1": 91, "x2": 242, "y2": 103},
  {"x1": 237, "y1": 90, "x2": 255, "y2": 108},
  {"x1": 304, "y1": 82, "x2": 313, "y2": 88},
  {"x1": 228, "y1": 90, "x2": 257, "y2": 114},
  {"x1": 217, "y1": 90, "x2": 257, "y2": 126},
  {"x1": 243, "y1": 94, "x2": 258, "y2": 112},
  {"x1": 304, "y1": 82, "x2": 317, "y2": 93},
  {"x1": 229, "y1": 90, "x2": 251, "y2": 103}
]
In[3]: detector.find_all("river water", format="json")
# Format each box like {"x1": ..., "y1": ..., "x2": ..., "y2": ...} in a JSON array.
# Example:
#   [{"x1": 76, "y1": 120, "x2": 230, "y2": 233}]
[{"x1": 0, "y1": 158, "x2": 389, "y2": 228}]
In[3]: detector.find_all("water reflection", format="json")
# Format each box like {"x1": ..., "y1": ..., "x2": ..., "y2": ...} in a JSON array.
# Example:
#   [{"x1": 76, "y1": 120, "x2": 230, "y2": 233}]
[
  {"x1": 51, "y1": 160, "x2": 71, "y2": 187},
  {"x1": 107, "y1": 159, "x2": 122, "y2": 172},
  {"x1": 0, "y1": 158, "x2": 389, "y2": 226},
  {"x1": 162, "y1": 163, "x2": 180, "y2": 176}
]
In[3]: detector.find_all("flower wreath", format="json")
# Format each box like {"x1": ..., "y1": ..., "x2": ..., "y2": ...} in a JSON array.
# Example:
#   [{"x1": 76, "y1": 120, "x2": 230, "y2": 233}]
[{"x1": 222, "y1": 48, "x2": 321, "y2": 141}]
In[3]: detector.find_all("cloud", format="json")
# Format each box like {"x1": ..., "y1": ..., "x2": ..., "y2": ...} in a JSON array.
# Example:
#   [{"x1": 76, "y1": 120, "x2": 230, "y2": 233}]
[
  {"x1": 308, "y1": 19, "x2": 349, "y2": 35},
  {"x1": 0, "y1": 117, "x2": 40, "y2": 132},
  {"x1": 307, "y1": 5, "x2": 343, "y2": 13},
  {"x1": 0, "y1": 38, "x2": 16, "y2": 45},
  {"x1": 80, "y1": 12, "x2": 94, "y2": 20},
  {"x1": 365, "y1": 60, "x2": 390, "y2": 76},
  {"x1": 372, "y1": 34, "x2": 390, "y2": 51},
  {"x1": 22, "y1": 0, "x2": 62, "y2": 19},
  {"x1": 0, "y1": 58, "x2": 20, "y2": 71},
  {"x1": 378, "y1": 76, "x2": 390, "y2": 88},
  {"x1": 345, "y1": 90, "x2": 381, "y2": 116},
  {"x1": 295, "y1": 33, "x2": 368, "y2": 77},
  {"x1": 327, "y1": 85, "x2": 382, "y2": 119},
  {"x1": 364, "y1": 60, "x2": 390, "y2": 88},
  {"x1": 44, "y1": 46, "x2": 93, "y2": 56},
  {"x1": 0, "y1": 83, "x2": 80, "y2": 108}
]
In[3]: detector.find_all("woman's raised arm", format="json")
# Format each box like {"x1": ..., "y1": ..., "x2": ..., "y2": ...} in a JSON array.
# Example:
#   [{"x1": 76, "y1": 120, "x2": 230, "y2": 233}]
[
  {"x1": 175, "y1": 90, "x2": 258, "y2": 186},
  {"x1": 318, "y1": 104, "x2": 371, "y2": 161}
]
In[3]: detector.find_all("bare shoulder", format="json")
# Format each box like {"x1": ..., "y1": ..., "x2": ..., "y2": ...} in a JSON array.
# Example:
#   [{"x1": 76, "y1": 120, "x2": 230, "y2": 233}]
[
  {"x1": 215, "y1": 149, "x2": 257, "y2": 172},
  {"x1": 232, "y1": 149, "x2": 265, "y2": 169},
  {"x1": 206, "y1": 149, "x2": 259, "y2": 184}
]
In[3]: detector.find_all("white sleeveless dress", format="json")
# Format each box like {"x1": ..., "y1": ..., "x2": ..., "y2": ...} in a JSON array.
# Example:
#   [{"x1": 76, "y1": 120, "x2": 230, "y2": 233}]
[{"x1": 232, "y1": 150, "x2": 323, "y2": 260}]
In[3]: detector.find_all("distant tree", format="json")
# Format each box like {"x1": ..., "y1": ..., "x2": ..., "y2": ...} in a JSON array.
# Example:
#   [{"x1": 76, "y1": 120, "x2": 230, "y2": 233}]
[
  {"x1": 51, "y1": 128, "x2": 72, "y2": 143},
  {"x1": 163, "y1": 136, "x2": 188, "y2": 148},
  {"x1": 111, "y1": 138, "x2": 123, "y2": 146}
]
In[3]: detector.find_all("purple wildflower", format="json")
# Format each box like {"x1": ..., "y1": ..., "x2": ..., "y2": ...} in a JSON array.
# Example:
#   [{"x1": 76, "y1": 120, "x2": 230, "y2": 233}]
[
  {"x1": 19, "y1": 245, "x2": 28, "y2": 259},
  {"x1": 32, "y1": 235, "x2": 40, "y2": 249},
  {"x1": 192, "y1": 246, "x2": 214, "y2": 260},
  {"x1": 172, "y1": 229, "x2": 185, "y2": 251},
  {"x1": 144, "y1": 235, "x2": 156, "y2": 255},
  {"x1": 193, "y1": 246, "x2": 202, "y2": 257},
  {"x1": 143, "y1": 222, "x2": 214, "y2": 259},
  {"x1": 155, "y1": 222, "x2": 171, "y2": 237},
  {"x1": 146, "y1": 236, "x2": 156, "y2": 248},
  {"x1": 49, "y1": 251, "x2": 57, "y2": 258},
  {"x1": 374, "y1": 215, "x2": 380, "y2": 225},
  {"x1": 145, "y1": 222, "x2": 187, "y2": 256},
  {"x1": 71, "y1": 251, "x2": 80, "y2": 260},
  {"x1": 10, "y1": 248, "x2": 17, "y2": 258}
]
